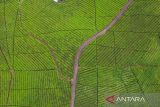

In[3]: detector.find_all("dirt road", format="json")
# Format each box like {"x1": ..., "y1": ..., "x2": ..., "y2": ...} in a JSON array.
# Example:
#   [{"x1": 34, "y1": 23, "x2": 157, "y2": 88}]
[{"x1": 70, "y1": 0, "x2": 134, "y2": 107}]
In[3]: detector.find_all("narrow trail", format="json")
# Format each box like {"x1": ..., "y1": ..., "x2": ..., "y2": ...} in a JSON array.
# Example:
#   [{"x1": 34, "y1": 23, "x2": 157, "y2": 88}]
[
  {"x1": 18, "y1": 0, "x2": 71, "y2": 82},
  {"x1": 0, "y1": 0, "x2": 23, "y2": 105},
  {"x1": 0, "y1": 47, "x2": 15, "y2": 106},
  {"x1": 28, "y1": 33, "x2": 71, "y2": 82},
  {"x1": 70, "y1": 0, "x2": 134, "y2": 107}
]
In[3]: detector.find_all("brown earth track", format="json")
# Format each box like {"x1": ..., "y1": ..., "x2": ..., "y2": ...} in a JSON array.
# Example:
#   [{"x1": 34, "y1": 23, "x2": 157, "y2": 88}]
[{"x1": 70, "y1": 0, "x2": 134, "y2": 107}]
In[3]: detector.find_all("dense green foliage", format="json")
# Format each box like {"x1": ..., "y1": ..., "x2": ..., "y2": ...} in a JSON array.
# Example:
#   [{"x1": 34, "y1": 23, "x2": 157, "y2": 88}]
[{"x1": 0, "y1": 0, "x2": 160, "y2": 107}]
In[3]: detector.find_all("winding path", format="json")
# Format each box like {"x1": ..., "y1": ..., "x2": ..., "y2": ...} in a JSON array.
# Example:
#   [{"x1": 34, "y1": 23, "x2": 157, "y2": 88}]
[
  {"x1": 70, "y1": 0, "x2": 134, "y2": 107},
  {"x1": 28, "y1": 32, "x2": 71, "y2": 81}
]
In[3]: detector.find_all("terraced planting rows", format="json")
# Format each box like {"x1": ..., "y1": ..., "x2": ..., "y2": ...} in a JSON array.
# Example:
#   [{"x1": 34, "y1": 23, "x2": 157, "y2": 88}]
[{"x1": 0, "y1": 0, "x2": 160, "y2": 107}]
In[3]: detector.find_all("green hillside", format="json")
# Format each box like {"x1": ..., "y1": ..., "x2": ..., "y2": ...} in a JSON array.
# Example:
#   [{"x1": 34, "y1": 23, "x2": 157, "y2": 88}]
[{"x1": 0, "y1": 0, "x2": 160, "y2": 107}]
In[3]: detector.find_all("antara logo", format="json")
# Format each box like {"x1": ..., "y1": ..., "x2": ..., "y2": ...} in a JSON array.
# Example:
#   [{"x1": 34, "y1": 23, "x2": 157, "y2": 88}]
[
  {"x1": 106, "y1": 95, "x2": 145, "y2": 104},
  {"x1": 105, "y1": 95, "x2": 115, "y2": 104}
]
